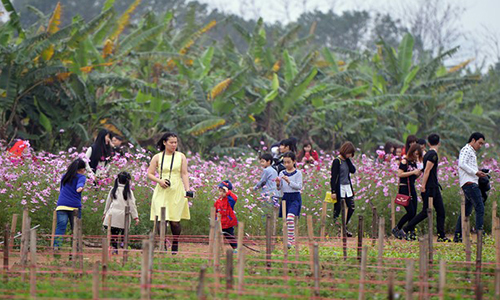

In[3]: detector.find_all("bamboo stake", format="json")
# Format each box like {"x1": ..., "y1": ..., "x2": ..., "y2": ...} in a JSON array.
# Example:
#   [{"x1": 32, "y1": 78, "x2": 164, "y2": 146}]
[
  {"x1": 388, "y1": 272, "x2": 395, "y2": 300},
  {"x1": 140, "y1": 240, "x2": 150, "y2": 300},
  {"x1": 476, "y1": 230, "x2": 483, "y2": 292},
  {"x1": 3, "y1": 224, "x2": 9, "y2": 274},
  {"x1": 92, "y1": 262, "x2": 100, "y2": 300},
  {"x1": 101, "y1": 238, "x2": 108, "y2": 282},
  {"x1": 495, "y1": 268, "x2": 500, "y2": 298},
  {"x1": 50, "y1": 211, "x2": 57, "y2": 251},
  {"x1": 197, "y1": 266, "x2": 207, "y2": 300},
  {"x1": 495, "y1": 222, "x2": 500, "y2": 268},
  {"x1": 20, "y1": 208, "x2": 28, "y2": 255},
  {"x1": 419, "y1": 236, "x2": 429, "y2": 298},
  {"x1": 313, "y1": 243, "x2": 320, "y2": 297},
  {"x1": 237, "y1": 248, "x2": 246, "y2": 294},
  {"x1": 282, "y1": 201, "x2": 288, "y2": 276},
  {"x1": 29, "y1": 229, "x2": 36, "y2": 298},
  {"x1": 208, "y1": 207, "x2": 215, "y2": 261},
  {"x1": 357, "y1": 215, "x2": 363, "y2": 262},
  {"x1": 358, "y1": 246, "x2": 368, "y2": 300},
  {"x1": 122, "y1": 206, "x2": 130, "y2": 265},
  {"x1": 307, "y1": 215, "x2": 315, "y2": 270},
  {"x1": 372, "y1": 207, "x2": 378, "y2": 247},
  {"x1": 461, "y1": 194, "x2": 466, "y2": 241},
  {"x1": 226, "y1": 249, "x2": 234, "y2": 290},
  {"x1": 320, "y1": 200, "x2": 327, "y2": 240},
  {"x1": 340, "y1": 199, "x2": 347, "y2": 260},
  {"x1": 71, "y1": 215, "x2": 78, "y2": 265},
  {"x1": 266, "y1": 214, "x2": 272, "y2": 272},
  {"x1": 377, "y1": 217, "x2": 385, "y2": 269},
  {"x1": 391, "y1": 193, "x2": 396, "y2": 230},
  {"x1": 294, "y1": 215, "x2": 300, "y2": 265},
  {"x1": 493, "y1": 201, "x2": 497, "y2": 233},
  {"x1": 237, "y1": 222, "x2": 244, "y2": 264},
  {"x1": 427, "y1": 208, "x2": 433, "y2": 265},
  {"x1": 159, "y1": 207, "x2": 166, "y2": 252},
  {"x1": 9, "y1": 214, "x2": 18, "y2": 253},
  {"x1": 78, "y1": 218, "x2": 83, "y2": 269},
  {"x1": 464, "y1": 217, "x2": 471, "y2": 263},
  {"x1": 406, "y1": 260, "x2": 415, "y2": 300},
  {"x1": 20, "y1": 215, "x2": 30, "y2": 268},
  {"x1": 439, "y1": 260, "x2": 446, "y2": 300},
  {"x1": 106, "y1": 215, "x2": 112, "y2": 254}
]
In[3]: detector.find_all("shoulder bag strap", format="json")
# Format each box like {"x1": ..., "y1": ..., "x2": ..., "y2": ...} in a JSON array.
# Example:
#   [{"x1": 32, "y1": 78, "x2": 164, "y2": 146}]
[
  {"x1": 160, "y1": 151, "x2": 165, "y2": 180},
  {"x1": 168, "y1": 151, "x2": 175, "y2": 181}
]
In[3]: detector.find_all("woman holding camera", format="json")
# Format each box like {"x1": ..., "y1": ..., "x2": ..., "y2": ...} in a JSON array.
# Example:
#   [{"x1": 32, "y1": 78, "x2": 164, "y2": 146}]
[{"x1": 148, "y1": 132, "x2": 192, "y2": 254}]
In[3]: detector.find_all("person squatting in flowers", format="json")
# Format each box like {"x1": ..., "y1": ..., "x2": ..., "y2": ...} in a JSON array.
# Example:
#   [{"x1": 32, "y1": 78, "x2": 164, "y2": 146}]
[
  {"x1": 214, "y1": 180, "x2": 238, "y2": 251},
  {"x1": 275, "y1": 152, "x2": 303, "y2": 248}
]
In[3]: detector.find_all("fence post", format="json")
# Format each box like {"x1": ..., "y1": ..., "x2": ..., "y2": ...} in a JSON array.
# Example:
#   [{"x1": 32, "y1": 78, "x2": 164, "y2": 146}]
[
  {"x1": 391, "y1": 194, "x2": 396, "y2": 230},
  {"x1": 357, "y1": 215, "x2": 364, "y2": 262},
  {"x1": 3, "y1": 224, "x2": 9, "y2": 276},
  {"x1": 461, "y1": 194, "x2": 466, "y2": 242},
  {"x1": 20, "y1": 215, "x2": 30, "y2": 268},
  {"x1": 159, "y1": 207, "x2": 166, "y2": 252},
  {"x1": 141, "y1": 240, "x2": 151, "y2": 300},
  {"x1": 29, "y1": 229, "x2": 36, "y2": 298},
  {"x1": 266, "y1": 214, "x2": 272, "y2": 272},
  {"x1": 405, "y1": 260, "x2": 415, "y2": 300},
  {"x1": 388, "y1": 272, "x2": 395, "y2": 300},
  {"x1": 358, "y1": 246, "x2": 368, "y2": 300},
  {"x1": 464, "y1": 217, "x2": 471, "y2": 263},
  {"x1": 92, "y1": 261, "x2": 100, "y2": 300},
  {"x1": 340, "y1": 199, "x2": 347, "y2": 260},
  {"x1": 237, "y1": 222, "x2": 244, "y2": 265},
  {"x1": 21, "y1": 208, "x2": 28, "y2": 255},
  {"x1": 294, "y1": 215, "x2": 300, "y2": 265},
  {"x1": 320, "y1": 200, "x2": 327, "y2": 240},
  {"x1": 419, "y1": 236, "x2": 429, "y2": 298},
  {"x1": 427, "y1": 208, "x2": 433, "y2": 265},
  {"x1": 208, "y1": 207, "x2": 215, "y2": 261},
  {"x1": 101, "y1": 238, "x2": 108, "y2": 282},
  {"x1": 106, "y1": 216, "x2": 112, "y2": 254},
  {"x1": 9, "y1": 214, "x2": 18, "y2": 253},
  {"x1": 282, "y1": 201, "x2": 288, "y2": 277},
  {"x1": 78, "y1": 218, "x2": 83, "y2": 270},
  {"x1": 372, "y1": 207, "x2": 378, "y2": 247},
  {"x1": 50, "y1": 211, "x2": 57, "y2": 251},
  {"x1": 377, "y1": 216, "x2": 385, "y2": 273},
  {"x1": 307, "y1": 215, "x2": 315, "y2": 270},
  {"x1": 493, "y1": 201, "x2": 497, "y2": 233},
  {"x1": 495, "y1": 268, "x2": 500, "y2": 298},
  {"x1": 226, "y1": 249, "x2": 234, "y2": 290},
  {"x1": 476, "y1": 230, "x2": 483, "y2": 296},
  {"x1": 237, "y1": 248, "x2": 246, "y2": 295},
  {"x1": 123, "y1": 205, "x2": 130, "y2": 266},
  {"x1": 197, "y1": 265, "x2": 207, "y2": 300},
  {"x1": 313, "y1": 243, "x2": 320, "y2": 297},
  {"x1": 439, "y1": 259, "x2": 446, "y2": 300}
]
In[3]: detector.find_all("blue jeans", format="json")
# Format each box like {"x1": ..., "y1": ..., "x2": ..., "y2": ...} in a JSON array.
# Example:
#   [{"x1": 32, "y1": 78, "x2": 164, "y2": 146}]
[
  {"x1": 54, "y1": 209, "x2": 81, "y2": 248},
  {"x1": 455, "y1": 183, "x2": 484, "y2": 234}
]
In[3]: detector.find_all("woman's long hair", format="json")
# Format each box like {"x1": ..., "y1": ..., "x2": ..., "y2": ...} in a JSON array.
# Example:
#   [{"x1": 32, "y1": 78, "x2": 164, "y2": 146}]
[
  {"x1": 406, "y1": 144, "x2": 423, "y2": 163},
  {"x1": 89, "y1": 129, "x2": 112, "y2": 170},
  {"x1": 297, "y1": 141, "x2": 314, "y2": 162},
  {"x1": 62, "y1": 159, "x2": 86, "y2": 186},
  {"x1": 157, "y1": 132, "x2": 178, "y2": 151},
  {"x1": 404, "y1": 135, "x2": 418, "y2": 153},
  {"x1": 111, "y1": 171, "x2": 132, "y2": 201}
]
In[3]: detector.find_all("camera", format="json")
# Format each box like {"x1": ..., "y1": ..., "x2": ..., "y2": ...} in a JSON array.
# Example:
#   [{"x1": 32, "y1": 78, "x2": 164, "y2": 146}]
[
  {"x1": 163, "y1": 179, "x2": 171, "y2": 187},
  {"x1": 186, "y1": 191, "x2": 194, "y2": 198}
]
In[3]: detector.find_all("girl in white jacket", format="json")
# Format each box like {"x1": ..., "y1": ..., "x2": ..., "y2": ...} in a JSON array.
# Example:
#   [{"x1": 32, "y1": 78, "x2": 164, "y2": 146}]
[{"x1": 103, "y1": 172, "x2": 139, "y2": 253}]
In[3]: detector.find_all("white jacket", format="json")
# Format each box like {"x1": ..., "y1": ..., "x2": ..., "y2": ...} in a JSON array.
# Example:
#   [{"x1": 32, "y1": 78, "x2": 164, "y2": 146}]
[
  {"x1": 458, "y1": 143, "x2": 479, "y2": 187},
  {"x1": 103, "y1": 184, "x2": 139, "y2": 229}
]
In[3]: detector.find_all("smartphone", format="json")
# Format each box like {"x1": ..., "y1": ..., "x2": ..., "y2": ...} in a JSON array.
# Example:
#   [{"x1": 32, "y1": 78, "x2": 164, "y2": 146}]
[{"x1": 186, "y1": 191, "x2": 194, "y2": 198}]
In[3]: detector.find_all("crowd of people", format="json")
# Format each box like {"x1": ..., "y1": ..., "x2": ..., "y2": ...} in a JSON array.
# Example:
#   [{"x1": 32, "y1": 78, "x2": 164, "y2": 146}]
[{"x1": 6, "y1": 128, "x2": 491, "y2": 253}]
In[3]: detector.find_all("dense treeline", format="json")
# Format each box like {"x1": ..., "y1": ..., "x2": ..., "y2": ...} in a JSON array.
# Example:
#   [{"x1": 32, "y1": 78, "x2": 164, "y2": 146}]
[{"x1": 1, "y1": 0, "x2": 499, "y2": 156}]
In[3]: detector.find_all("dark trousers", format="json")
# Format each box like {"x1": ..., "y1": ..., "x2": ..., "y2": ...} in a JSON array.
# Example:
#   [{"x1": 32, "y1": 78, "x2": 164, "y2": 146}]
[
  {"x1": 396, "y1": 184, "x2": 418, "y2": 229},
  {"x1": 54, "y1": 209, "x2": 81, "y2": 248},
  {"x1": 156, "y1": 221, "x2": 182, "y2": 253},
  {"x1": 404, "y1": 187, "x2": 446, "y2": 238},
  {"x1": 455, "y1": 183, "x2": 484, "y2": 234},
  {"x1": 222, "y1": 227, "x2": 238, "y2": 249},
  {"x1": 104, "y1": 226, "x2": 125, "y2": 249},
  {"x1": 333, "y1": 197, "x2": 355, "y2": 225}
]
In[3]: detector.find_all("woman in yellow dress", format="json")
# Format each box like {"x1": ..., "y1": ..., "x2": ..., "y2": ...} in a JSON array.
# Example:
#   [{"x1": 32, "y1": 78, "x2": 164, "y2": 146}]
[{"x1": 147, "y1": 133, "x2": 191, "y2": 254}]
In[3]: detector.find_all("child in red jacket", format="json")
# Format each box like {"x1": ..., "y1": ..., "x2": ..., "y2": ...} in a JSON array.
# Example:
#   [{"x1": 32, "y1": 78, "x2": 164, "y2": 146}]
[{"x1": 214, "y1": 180, "x2": 238, "y2": 250}]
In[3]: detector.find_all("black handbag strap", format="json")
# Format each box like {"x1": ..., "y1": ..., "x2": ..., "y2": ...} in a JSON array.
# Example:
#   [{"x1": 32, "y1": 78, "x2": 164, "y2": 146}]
[{"x1": 160, "y1": 151, "x2": 175, "y2": 180}]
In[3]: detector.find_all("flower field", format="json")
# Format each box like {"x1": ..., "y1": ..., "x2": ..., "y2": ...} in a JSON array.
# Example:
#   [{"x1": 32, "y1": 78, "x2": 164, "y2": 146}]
[{"x1": 1, "y1": 143, "x2": 499, "y2": 239}]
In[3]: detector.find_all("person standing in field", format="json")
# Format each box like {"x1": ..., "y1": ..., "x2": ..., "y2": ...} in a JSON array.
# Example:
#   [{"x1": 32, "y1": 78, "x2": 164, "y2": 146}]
[
  {"x1": 453, "y1": 132, "x2": 487, "y2": 243},
  {"x1": 392, "y1": 144, "x2": 423, "y2": 239},
  {"x1": 330, "y1": 141, "x2": 357, "y2": 237},
  {"x1": 402, "y1": 133, "x2": 451, "y2": 242},
  {"x1": 276, "y1": 152, "x2": 303, "y2": 248},
  {"x1": 147, "y1": 132, "x2": 193, "y2": 254},
  {"x1": 54, "y1": 158, "x2": 86, "y2": 249},
  {"x1": 102, "y1": 172, "x2": 139, "y2": 254},
  {"x1": 297, "y1": 141, "x2": 319, "y2": 164}
]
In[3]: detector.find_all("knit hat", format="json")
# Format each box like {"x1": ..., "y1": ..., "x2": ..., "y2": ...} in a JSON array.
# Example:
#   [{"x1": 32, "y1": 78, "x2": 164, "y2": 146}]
[{"x1": 217, "y1": 180, "x2": 233, "y2": 191}]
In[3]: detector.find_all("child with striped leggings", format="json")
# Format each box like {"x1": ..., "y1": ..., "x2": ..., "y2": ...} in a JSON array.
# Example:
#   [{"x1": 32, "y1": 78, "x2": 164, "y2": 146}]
[{"x1": 275, "y1": 152, "x2": 303, "y2": 248}]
